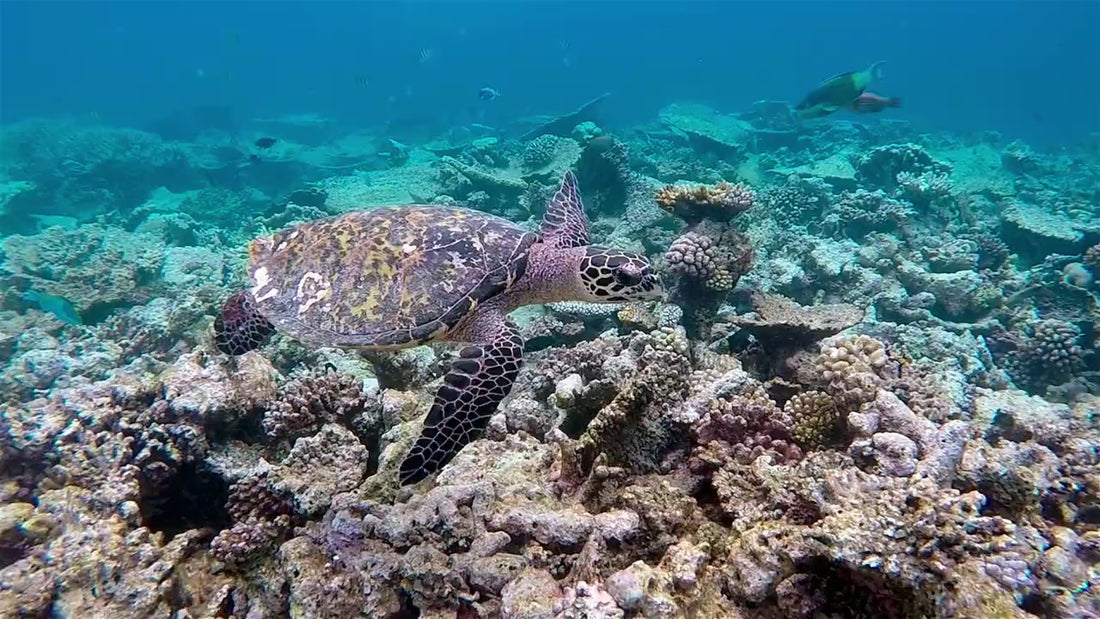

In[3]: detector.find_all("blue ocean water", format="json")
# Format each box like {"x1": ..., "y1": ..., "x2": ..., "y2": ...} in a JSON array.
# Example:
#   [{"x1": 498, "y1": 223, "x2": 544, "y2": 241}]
[{"x1": 3, "y1": 1, "x2": 1098, "y2": 145}]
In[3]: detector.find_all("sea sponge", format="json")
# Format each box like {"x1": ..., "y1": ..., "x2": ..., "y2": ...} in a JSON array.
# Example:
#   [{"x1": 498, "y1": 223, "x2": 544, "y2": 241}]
[
  {"x1": 655, "y1": 181, "x2": 754, "y2": 223},
  {"x1": 784, "y1": 390, "x2": 842, "y2": 448},
  {"x1": 815, "y1": 335, "x2": 890, "y2": 409}
]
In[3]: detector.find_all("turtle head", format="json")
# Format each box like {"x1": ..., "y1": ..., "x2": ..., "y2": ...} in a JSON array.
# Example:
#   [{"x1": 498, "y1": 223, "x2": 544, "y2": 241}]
[
  {"x1": 213, "y1": 291, "x2": 276, "y2": 356},
  {"x1": 576, "y1": 247, "x2": 664, "y2": 303}
]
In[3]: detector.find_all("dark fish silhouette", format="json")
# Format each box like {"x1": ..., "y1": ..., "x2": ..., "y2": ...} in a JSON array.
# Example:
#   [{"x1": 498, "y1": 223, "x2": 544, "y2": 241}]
[
  {"x1": 254, "y1": 137, "x2": 277, "y2": 149},
  {"x1": 796, "y1": 62, "x2": 885, "y2": 119},
  {"x1": 479, "y1": 87, "x2": 501, "y2": 101}
]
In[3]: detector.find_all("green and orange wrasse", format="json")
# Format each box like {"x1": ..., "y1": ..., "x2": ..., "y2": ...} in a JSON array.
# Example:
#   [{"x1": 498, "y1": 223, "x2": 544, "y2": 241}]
[{"x1": 795, "y1": 61, "x2": 886, "y2": 119}]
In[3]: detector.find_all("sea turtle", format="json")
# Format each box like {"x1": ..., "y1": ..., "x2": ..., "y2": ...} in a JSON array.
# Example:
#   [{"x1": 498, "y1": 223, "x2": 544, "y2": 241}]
[{"x1": 214, "y1": 171, "x2": 663, "y2": 485}]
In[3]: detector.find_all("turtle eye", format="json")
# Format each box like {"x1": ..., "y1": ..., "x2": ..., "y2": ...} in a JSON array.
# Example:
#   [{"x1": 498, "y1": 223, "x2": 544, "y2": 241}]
[{"x1": 614, "y1": 264, "x2": 644, "y2": 286}]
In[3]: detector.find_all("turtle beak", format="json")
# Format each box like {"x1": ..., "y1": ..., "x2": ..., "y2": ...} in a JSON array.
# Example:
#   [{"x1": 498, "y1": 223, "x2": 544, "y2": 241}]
[{"x1": 643, "y1": 273, "x2": 666, "y2": 301}]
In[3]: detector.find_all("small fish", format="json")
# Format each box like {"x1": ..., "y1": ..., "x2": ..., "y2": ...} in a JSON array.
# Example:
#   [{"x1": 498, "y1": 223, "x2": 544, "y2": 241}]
[
  {"x1": 23, "y1": 290, "x2": 82, "y2": 325},
  {"x1": 848, "y1": 92, "x2": 901, "y2": 114},
  {"x1": 796, "y1": 61, "x2": 886, "y2": 119},
  {"x1": 254, "y1": 137, "x2": 277, "y2": 149},
  {"x1": 478, "y1": 87, "x2": 501, "y2": 101}
]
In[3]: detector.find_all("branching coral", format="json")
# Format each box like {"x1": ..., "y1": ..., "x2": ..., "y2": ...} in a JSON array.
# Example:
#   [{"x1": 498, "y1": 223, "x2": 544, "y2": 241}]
[
  {"x1": 576, "y1": 136, "x2": 631, "y2": 215},
  {"x1": 922, "y1": 237, "x2": 979, "y2": 273},
  {"x1": 262, "y1": 366, "x2": 379, "y2": 441},
  {"x1": 663, "y1": 221, "x2": 754, "y2": 339},
  {"x1": 210, "y1": 471, "x2": 295, "y2": 566},
  {"x1": 655, "y1": 181, "x2": 754, "y2": 224},
  {"x1": 664, "y1": 228, "x2": 752, "y2": 292},
  {"x1": 521, "y1": 134, "x2": 577, "y2": 172},
  {"x1": 1083, "y1": 243, "x2": 1100, "y2": 275},
  {"x1": 757, "y1": 174, "x2": 831, "y2": 228},
  {"x1": 896, "y1": 170, "x2": 955, "y2": 210},
  {"x1": 178, "y1": 187, "x2": 254, "y2": 227},
  {"x1": 824, "y1": 189, "x2": 913, "y2": 238},
  {"x1": 691, "y1": 385, "x2": 803, "y2": 471},
  {"x1": 1007, "y1": 320, "x2": 1087, "y2": 393},
  {"x1": 815, "y1": 335, "x2": 891, "y2": 410},
  {"x1": 970, "y1": 233, "x2": 1011, "y2": 270},
  {"x1": 784, "y1": 390, "x2": 843, "y2": 448}
]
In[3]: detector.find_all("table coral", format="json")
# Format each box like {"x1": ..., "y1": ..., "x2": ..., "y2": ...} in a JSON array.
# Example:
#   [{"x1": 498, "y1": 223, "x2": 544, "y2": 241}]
[{"x1": 655, "y1": 181, "x2": 754, "y2": 224}]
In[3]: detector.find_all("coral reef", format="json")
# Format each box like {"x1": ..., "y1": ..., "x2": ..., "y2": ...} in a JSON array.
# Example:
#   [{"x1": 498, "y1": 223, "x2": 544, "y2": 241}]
[
  {"x1": 2, "y1": 88, "x2": 1099, "y2": 619},
  {"x1": 655, "y1": 181, "x2": 755, "y2": 224}
]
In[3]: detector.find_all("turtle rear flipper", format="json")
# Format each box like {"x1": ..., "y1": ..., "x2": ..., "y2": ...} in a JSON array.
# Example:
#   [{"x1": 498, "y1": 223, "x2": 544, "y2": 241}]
[
  {"x1": 214, "y1": 291, "x2": 275, "y2": 355},
  {"x1": 399, "y1": 315, "x2": 523, "y2": 485}
]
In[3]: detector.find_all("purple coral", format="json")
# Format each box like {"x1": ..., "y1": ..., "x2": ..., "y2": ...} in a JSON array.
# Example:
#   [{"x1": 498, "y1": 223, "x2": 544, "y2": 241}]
[
  {"x1": 665, "y1": 232, "x2": 718, "y2": 281},
  {"x1": 692, "y1": 387, "x2": 803, "y2": 470},
  {"x1": 210, "y1": 471, "x2": 295, "y2": 565}
]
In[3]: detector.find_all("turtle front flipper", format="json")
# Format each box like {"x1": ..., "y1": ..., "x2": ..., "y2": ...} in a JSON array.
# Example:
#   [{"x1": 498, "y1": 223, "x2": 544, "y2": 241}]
[
  {"x1": 214, "y1": 291, "x2": 276, "y2": 355},
  {"x1": 541, "y1": 170, "x2": 590, "y2": 249},
  {"x1": 399, "y1": 316, "x2": 524, "y2": 485}
]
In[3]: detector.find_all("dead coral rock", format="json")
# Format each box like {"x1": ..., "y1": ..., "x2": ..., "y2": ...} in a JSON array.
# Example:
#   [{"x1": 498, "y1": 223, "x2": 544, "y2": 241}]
[
  {"x1": 159, "y1": 350, "x2": 280, "y2": 419},
  {"x1": 559, "y1": 581, "x2": 625, "y2": 618},
  {"x1": 0, "y1": 224, "x2": 165, "y2": 315},
  {"x1": 730, "y1": 293, "x2": 864, "y2": 346},
  {"x1": 719, "y1": 456, "x2": 1030, "y2": 617},
  {"x1": 1, "y1": 485, "x2": 218, "y2": 618},
  {"x1": 501, "y1": 568, "x2": 563, "y2": 619},
  {"x1": 279, "y1": 535, "x2": 403, "y2": 618},
  {"x1": 956, "y1": 439, "x2": 1062, "y2": 519},
  {"x1": 275, "y1": 423, "x2": 369, "y2": 516}
]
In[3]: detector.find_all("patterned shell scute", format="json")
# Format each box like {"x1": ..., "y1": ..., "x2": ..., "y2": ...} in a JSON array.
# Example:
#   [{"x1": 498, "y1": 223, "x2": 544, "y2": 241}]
[{"x1": 247, "y1": 206, "x2": 536, "y2": 348}]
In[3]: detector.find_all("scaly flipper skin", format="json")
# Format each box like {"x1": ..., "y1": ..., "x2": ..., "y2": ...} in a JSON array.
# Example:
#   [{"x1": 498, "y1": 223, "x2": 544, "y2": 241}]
[
  {"x1": 214, "y1": 291, "x2": 275, "y2": 355},
  {"x1": 541, "y1": 170, "x2": 590, "y2": 249},
  {"x1": 398, "y1": 314, "x2": 524, "y2": 485}
]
